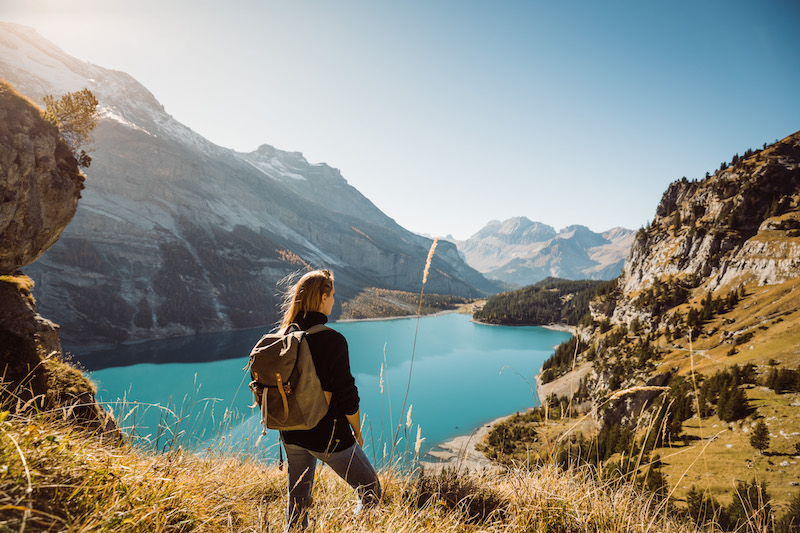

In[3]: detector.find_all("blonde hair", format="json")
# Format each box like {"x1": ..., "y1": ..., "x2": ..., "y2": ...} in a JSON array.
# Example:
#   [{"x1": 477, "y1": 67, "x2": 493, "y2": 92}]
[{"x1": 279, "y1": 269, "x2": 334, "y2": 330}]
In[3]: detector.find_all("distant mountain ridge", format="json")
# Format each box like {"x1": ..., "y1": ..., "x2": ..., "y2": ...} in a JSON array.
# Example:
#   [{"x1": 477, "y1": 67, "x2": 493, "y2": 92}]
[
  {"x1": 453, "y1": 217, "x2": 635, "y2": 286},
  {"x1": 0, "y1": 23, "x2": 497, "y2": 346}
]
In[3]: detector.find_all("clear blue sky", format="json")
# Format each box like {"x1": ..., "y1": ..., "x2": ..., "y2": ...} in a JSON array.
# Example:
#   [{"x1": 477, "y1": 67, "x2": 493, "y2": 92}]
[{"x1": 2, "y1": 0, "x2": 799, "y2": 239}]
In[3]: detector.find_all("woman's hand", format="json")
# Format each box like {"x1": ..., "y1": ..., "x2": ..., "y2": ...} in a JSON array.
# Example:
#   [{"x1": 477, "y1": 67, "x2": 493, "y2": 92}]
[{"x1": 346, "y1": 410, "x2": 364, "y2": 448}]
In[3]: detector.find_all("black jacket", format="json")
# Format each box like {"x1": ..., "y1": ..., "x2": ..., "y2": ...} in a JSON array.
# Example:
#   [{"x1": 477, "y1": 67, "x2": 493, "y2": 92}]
[{"x1": 280, "y1": 312, "x2": 359, "y2": 453}]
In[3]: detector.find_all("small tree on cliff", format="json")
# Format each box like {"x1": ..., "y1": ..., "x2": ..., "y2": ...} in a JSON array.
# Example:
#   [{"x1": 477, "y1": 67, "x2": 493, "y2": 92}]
[{"x1": 43, "y1": 88, "x2": 99, "y2": 168}]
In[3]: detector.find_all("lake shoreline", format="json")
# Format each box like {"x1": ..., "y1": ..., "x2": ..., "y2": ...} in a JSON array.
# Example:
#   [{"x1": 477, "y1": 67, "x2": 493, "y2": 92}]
[
  {"x1": 420, "y1": 322, "x2": 574, "y2": 471},
  {"x1": 420, "y1": 412, "x2": 510, "y2": 472},
  {"x1": 469, "y1": 319, "x2": 576, "y2": 334},
  {"x1": 70, "y1": 304, "x2": 575, "y2": 356}
]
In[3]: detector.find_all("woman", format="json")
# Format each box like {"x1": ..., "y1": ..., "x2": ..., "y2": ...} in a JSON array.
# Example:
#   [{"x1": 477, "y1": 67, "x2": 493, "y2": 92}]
[{"x1": 277, "y1": 269, "x2": 381, "y2": 531}]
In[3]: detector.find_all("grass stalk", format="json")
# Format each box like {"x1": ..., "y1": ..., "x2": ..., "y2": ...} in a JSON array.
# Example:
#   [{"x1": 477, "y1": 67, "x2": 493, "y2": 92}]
[{"x1": 390, "y1": 237, "x2": 438, "y2": 466}]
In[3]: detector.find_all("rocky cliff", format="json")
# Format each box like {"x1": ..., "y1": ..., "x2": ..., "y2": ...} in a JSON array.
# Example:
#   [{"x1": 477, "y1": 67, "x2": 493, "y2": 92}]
[
  {"x1": 612, "y1": 130, "x2": 800, "y2": 327},
  {"x1": 532, "y1": 130, "x2": 800, "y2": 509},
  {"x1": 0, "y1": 81, "x2": 113, "y2": 433},
  {"x1": 0, "y1": 82, "x2": 84, "y2": 271},
  {"x1": 0, "y1": 23, "x2": 497, "y2": 346}
]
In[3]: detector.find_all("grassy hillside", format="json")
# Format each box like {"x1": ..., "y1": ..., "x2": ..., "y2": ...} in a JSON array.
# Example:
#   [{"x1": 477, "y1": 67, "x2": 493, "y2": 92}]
[
  {"x1": 477, "y1": 132, "x2": 800, "y2": 531},
  {"x1": 0, "y1": 406, "x2": 701, "y2": 532},
  {"x1": 636, "y1": 276, "x2": 800, "y2": 511},
  {"x1": 479, "y1": 276, "x2": 800, "y2": 532}
]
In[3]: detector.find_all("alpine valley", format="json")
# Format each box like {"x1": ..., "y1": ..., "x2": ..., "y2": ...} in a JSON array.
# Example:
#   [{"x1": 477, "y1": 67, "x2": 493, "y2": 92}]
[
  {"x1": 4, "y1": 16, "x2": 800, "y2": 533},
  {"x1": 0, "y1": 23, "x2": 497, "y2": 346}
]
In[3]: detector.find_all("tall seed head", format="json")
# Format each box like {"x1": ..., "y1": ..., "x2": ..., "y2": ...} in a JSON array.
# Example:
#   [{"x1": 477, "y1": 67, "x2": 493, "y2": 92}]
[{"x1": 422, "y1": 237, "x2": 439, "y2": 285}]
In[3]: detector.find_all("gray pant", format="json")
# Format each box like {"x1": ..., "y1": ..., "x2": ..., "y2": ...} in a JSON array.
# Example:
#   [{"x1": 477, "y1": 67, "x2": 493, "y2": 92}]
[{"x1": 283, "y1": 442, "x2": 381, "y2": 531}]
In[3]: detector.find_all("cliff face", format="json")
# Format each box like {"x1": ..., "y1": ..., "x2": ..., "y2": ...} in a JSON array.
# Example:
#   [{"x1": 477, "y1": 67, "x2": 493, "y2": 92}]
[
  {"x1": 613, "y1": 131, "x2": 800, "y2": 326},
  {"x1": 0, "y1": 81, "x2": 113, "y2": 433},
  {"x1": 0, "y1": 82, "x2": 84, "y2": 272}
]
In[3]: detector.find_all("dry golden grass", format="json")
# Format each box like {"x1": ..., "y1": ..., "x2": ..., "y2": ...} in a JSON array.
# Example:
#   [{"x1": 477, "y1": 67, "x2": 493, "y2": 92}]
[
  {"x1": 0, "y1": 407, "x2": 703, "y2": 532},
  {"x1": 0, "y1": 274, "x2": 36, "y2": 306},
  {"x1": 652, "y1": 386, "x2": 800, "y2": 512},
  {"x1": 653, "y1": 277, "x2": 800, "y2": 377},
  {"x1": 0, "y1": 410, "x2": 284, "y2": 531},
  {"x1": 532, "y1": 277, "x2": 800, "y2": 517},
  {"x1": 0, "y1": 274, "x2": 35, "y2": 294}
]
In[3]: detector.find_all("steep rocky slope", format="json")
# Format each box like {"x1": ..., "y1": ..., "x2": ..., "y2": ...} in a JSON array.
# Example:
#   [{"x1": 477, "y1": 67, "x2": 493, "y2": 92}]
[
  {"x1": 0, "y1": 82, "x2": 84, "y2": 271},
  {"x1": 0, "y1": 81, "x2": 113, "y2": 432},
  {"x1": 521, "y1": 129, "x2": 800, "y2": 515},
  {"x1": 454, "y1": 217, "x2": 634, "y2": 286},
  {"x1": 612, "y1": 131, "x2": 800, "y2": 327},
  {"x1": 0, "y1": 23, "x2": 496, "y2": 346},
  {"x1": 574, "y1": 131, "x2": 800, "y2": 412}
]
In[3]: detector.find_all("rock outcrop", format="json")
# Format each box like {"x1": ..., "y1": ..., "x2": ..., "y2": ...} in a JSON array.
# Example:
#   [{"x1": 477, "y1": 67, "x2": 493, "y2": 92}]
[
  {"x1": 612, "y1": 130, "x2": 800, "y2": 327},
  {"x1": 0, "y1": 81, "x2": 84, "y2": 273},
  {"x1": 0, "y1": 81, "x2": 115, "y2": 435}
]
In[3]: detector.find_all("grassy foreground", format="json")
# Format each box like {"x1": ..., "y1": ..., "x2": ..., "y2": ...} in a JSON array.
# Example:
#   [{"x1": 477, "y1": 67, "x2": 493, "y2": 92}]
[{"x1": 0, "y1": 409, "x2": 702, "y2": 533}]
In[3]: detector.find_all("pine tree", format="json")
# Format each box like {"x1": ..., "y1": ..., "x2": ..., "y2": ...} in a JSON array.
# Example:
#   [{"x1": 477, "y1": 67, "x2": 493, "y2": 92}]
[
  {"x1": 750, "y1": 419, "x2": 770, "y2": 453},
  {"x1": 718, "y1": 384, "x2": 748, "y2": 422},
  {"x1": 43, "y1": 88, "x2": 99, "y2": 167},
  {"x1": 687, "y1": 485, "x2": 727, "y2": 528}
]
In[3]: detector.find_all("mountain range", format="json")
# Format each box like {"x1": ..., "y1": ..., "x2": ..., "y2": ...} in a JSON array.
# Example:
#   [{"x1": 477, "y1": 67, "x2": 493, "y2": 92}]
[
  {"x1": 452, "y1": 217, "x2": 635, "y2": 286},
  {"x1": 0, "y1": 23, "x2": 497, "y2": 346}
]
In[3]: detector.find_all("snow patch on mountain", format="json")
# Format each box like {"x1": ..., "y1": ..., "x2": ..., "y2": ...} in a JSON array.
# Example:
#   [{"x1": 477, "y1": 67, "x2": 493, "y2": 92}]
[
  {"x1": 244, "y1": 158, "x2": 307, "y2": 182},
  {"x1": 100, "y1": 107, "x2": 152, "y2": 135}
]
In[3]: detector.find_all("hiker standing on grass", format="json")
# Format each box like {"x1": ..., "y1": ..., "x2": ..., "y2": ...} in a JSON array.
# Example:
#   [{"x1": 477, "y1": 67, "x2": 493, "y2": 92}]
[{"x1": 275, "y1": 269, "x2": 381, "y2": 531}]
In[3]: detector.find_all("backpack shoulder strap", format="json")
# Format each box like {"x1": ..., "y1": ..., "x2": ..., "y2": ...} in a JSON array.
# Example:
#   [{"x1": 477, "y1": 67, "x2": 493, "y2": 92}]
[{"x1": 305, "y1": 324, "x2": 331, "y2": 336}]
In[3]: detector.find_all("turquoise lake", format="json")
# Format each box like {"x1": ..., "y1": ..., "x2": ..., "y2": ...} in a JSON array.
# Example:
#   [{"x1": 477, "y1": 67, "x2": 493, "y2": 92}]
[{"x1": 86, "y1": 313, "x2": 571, "y2": 465}]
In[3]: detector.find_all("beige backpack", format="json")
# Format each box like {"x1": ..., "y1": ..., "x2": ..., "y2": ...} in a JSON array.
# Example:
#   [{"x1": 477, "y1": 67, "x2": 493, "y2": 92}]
[{"x1": 248, "y1": 324, "x2": 330, "y2": 433}]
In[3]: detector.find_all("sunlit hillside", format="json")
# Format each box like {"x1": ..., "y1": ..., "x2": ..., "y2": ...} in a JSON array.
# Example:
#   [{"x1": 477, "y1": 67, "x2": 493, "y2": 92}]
[
  {"x1": 0, "y1": 402, "x2": 701, "y2": 532},
  {"x1": 478, "y1": 130, "x2": 800, "y2": 532}
]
